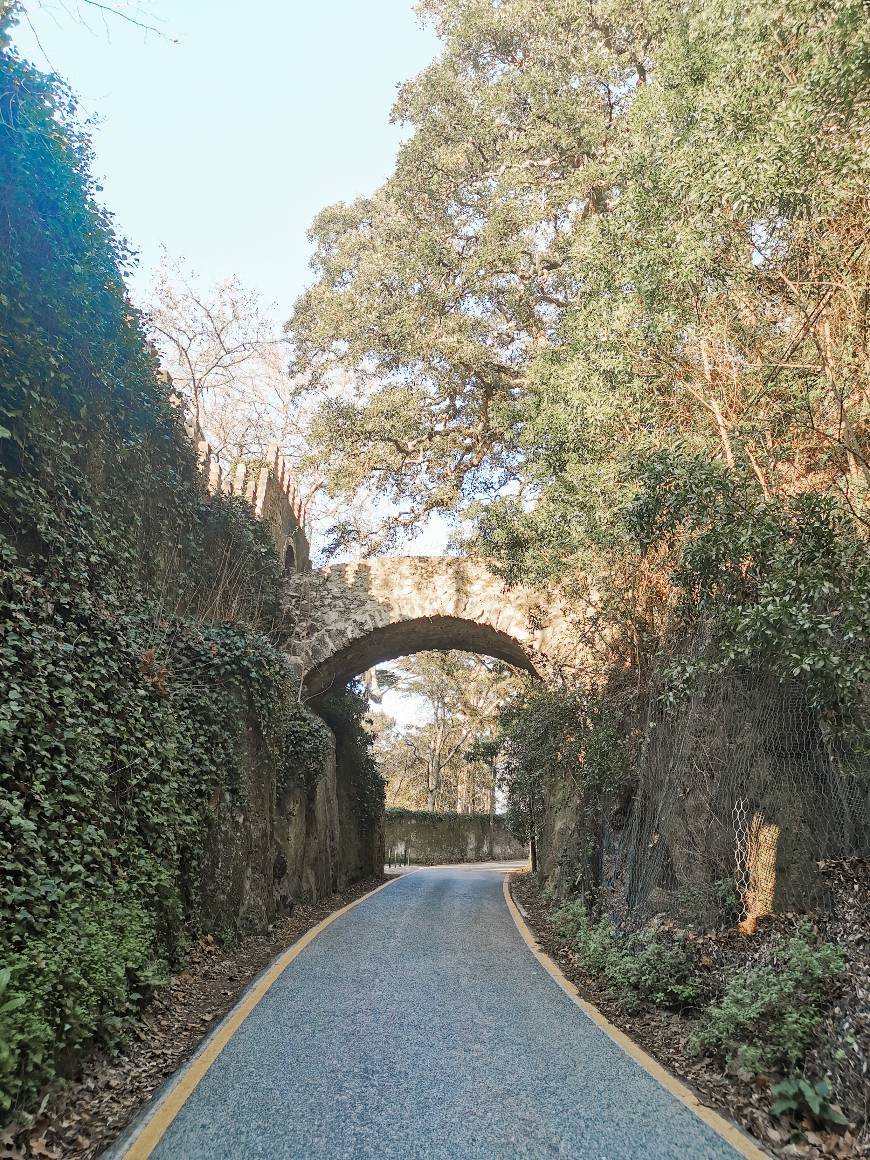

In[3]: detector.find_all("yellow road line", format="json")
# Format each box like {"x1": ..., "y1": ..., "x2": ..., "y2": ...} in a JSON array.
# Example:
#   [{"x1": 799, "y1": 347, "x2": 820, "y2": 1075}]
[
  {"x1": 117, "y1": 875, "x2": 406, "y2": 1160},
  {"x1": 121, "y1": 866, "x2": 765, "y2": 1159},
  {"x1": 501, "y1": 874, "x2": 770, "y2": 1160}
]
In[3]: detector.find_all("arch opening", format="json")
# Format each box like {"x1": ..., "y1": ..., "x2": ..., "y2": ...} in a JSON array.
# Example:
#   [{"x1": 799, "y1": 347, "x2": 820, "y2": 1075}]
[
  {"x1": 304, "y1": 615, "x2": 542, "y2": 698},
  {"x1": 283, "y1": 541, "x2": 296, "y2": 575}
]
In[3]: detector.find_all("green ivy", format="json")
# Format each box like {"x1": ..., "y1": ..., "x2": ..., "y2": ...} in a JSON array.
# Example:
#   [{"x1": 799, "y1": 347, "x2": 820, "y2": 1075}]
[
  {"x1": 0, "y1": 28, "x2": 332, "y2": 1114},
  {"x1": 551, "y1": 902, "x2": 707, "y2": 1013},
  {"x1": 384, "y1": 808, "x2": 501, "y2": 823},
  {"x1": 281, "y1": 703, "x2": 333, "y2": 794},
  {"x1": 319, "y1": 688, "x2": 385, "y2": 830}
]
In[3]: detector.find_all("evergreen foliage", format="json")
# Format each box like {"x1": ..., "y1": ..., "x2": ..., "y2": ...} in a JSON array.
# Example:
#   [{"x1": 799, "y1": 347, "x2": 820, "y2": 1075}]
[
  {"x1": 0, "y1": 23, "x2": 325, "y2": 1112},
  {"x1": 691, "y1": 931, "x2": 845, "y2": 1073},
  {"x1": 551, "y1": 901, "x2": 845, "y2": 1073},
  {"x1": 319, "y1": 688, "x2": 386, "y2": 831},
  {"x1": 288, "y1": 0, "x2": 868, "y2": 712},
  {"x1": 552, "y1": 901, "x2": 707, "y2": 1012},
  {"x1": 498, "y1": 685, "x2": 633, "y2": 860},
  {"x1": 289, "y1": 0, "x2": 868, "y2": 940}
]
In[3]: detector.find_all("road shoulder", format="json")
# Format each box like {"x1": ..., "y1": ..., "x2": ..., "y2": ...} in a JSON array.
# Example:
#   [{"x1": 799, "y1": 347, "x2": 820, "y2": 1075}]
[
  {"x1": 104, "y1": 874, "x2": 401, "y2": 1160},
  {"x1": 3, "y1": 876, "x2": 391, "y2": 1160},
  {"x1": 503, "y1": 873, "x2": 770, "y2": 1160}
]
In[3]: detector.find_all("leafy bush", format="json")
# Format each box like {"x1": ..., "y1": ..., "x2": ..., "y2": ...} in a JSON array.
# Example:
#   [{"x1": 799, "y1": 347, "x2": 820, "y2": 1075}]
[
  {"x1": 770, "y1": 1076, "x2": 849, "y2": 1128},
  {"x1": 554, "y1": 905, "x2": 845, "y2": 1078},
  {"x1": 552, "y1": 902, "x2": 706, "y2": 1012},
  {"x1": 691, "y1": 931, "x2": 845, "y2": 1073},
  {"x1": 551, "y1": 899, "x2": 590, "y2": 941},
  {"x1": 0, "y1": 29, "x2": 332, "y2": 1114},
  {"x1": 498, "y1": 685, "x2": 635, "y2": 875},
  {"x1": 0, "y1": 889, "x2": 164, "y2": 1111},
  {"x1": 608, "y1": 931, "x2": 707, "y2": 1011}
]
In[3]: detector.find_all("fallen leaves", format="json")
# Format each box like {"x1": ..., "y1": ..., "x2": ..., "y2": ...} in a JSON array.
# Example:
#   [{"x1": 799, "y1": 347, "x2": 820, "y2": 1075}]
[
  {"x1": 28, "y1": 1137, "x2": 60, "y2": 1159},
  {"x1": 510, "y1": 864, "x2": 869, "y2": 1160}
]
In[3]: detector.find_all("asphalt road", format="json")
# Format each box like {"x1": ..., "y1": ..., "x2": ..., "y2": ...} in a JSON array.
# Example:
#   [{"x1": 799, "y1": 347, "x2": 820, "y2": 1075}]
[{"x1": 144, "y1": 867, "x2": 748, "y2": 1159}]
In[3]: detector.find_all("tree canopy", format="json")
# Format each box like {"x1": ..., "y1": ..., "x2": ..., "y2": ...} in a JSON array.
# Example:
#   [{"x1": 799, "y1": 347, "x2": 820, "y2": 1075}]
[
  {"x1": 288, "y1": 0, "x2": 868, "y2": 711},
  {"x1": 374, "y1": 651, "x2": 524, "y2": 812}
]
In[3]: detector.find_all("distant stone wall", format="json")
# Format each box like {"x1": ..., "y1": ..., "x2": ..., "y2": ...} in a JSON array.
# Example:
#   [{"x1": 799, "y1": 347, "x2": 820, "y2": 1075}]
[{"x1": 384, "y1": 809, "x2": 528, "y2": 865}]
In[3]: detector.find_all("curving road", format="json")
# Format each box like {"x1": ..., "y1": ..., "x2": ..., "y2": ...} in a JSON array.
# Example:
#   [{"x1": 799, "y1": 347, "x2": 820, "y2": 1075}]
[{"x1": 121, "y1": 867, "x2": 755, "y2": 1159}]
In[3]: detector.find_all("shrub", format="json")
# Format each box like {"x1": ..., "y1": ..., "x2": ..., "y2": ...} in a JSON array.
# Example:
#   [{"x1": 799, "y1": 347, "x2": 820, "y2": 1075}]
[
  {"x1": 691, "y1": 931, "x2": 845, "y2": 1073},
  {"x1": 606, "y1": 930, "x2": 706, "y2": 1011},
  {"x1": 551, "y1": 899, "x2": 589, "y2": 941},
  {"x1": 770, "y1": 1076, "x2": 849, "y2": 1128},
  {"x1": 551, "y1": 902, "x2": 706, "y2": 1012},
  {"x1": 0, "y1": 887, "x2": 165, "y2": 1110}
]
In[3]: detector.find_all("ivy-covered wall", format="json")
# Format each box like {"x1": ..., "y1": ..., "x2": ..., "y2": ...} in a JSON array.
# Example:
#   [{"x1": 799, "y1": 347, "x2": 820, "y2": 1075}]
[
  {"x1": 384, "y1": 809, "x2": 527, "y2": 865},
  {"x1": 319, "y1": 692, "x2": 386, "y2": 881},
  {"x1": 0, "y1": 30, "x2": 381, "y2": 1115}
]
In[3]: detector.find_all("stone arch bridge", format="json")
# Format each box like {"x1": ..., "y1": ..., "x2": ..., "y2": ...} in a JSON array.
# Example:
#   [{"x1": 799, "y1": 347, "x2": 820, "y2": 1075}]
[{"x1": 283, "y1": 557, "x2": 595, "y2": 697}]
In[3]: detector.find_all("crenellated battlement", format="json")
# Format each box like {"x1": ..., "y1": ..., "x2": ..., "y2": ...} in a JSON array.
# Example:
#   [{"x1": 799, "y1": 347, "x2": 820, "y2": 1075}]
[{"x1": 184, "y1": 412, "x2": 311, "y2": 573}]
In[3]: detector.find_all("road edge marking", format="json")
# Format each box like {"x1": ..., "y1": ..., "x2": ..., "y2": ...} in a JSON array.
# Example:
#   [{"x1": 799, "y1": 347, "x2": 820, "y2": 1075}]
[
  {"x1": 114, "y1": 874, "x2": 406, "y2": 1160},
  {"x1": 501, "y1": 874, "x2": 771, "y2": 1160}
]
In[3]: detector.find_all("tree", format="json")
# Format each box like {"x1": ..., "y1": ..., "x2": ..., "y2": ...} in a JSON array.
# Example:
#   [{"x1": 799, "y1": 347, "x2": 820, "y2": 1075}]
[
  {"x1": 496, "y1": 684, "x2": 633, "y2": 873},
  {"x1": 373, "y1": 650, "x2": 526, "y2": 812},
  {"x1": 286, "y1": 0, "x2": 653, "y2": 551},
  {"x1": 146, "y1": 258, "x2": 302, "y2": 469},
  {"x1": 288, "y1": 0, "x2": 868, "y2": 713},
  {"x1": 7, "y1": 0, "x2": 174, "y2": 45},
  {"x1": 289, "y1": 0, "x2": 867, "y2": 554},
  {"x1": 465, "y1": 734, "x2": 501, "y2": 818}
]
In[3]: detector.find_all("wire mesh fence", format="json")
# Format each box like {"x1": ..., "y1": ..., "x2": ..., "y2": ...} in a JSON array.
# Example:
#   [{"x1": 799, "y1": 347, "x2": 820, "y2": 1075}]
[{"x1": 620, "y1": 655, "x2": 869, "y2": 929}]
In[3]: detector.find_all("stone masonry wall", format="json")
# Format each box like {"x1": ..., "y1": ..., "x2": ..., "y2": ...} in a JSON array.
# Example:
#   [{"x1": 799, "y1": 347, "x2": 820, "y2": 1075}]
[
  {"x1": 284, "y1": 557, "x2": 601, "y2": 695},
  {"x1": 176, "y1": 424, "x2": 391, "y2": 936},
  {"x1": 384, "y1": 809, "x2": 528, "y2": 865},
  {"x1": 199, "y1": 713, "x2": 381, "y2": 935},
  {"x1": 184, "y1": 410, "x2": 311, "y2": 574}
]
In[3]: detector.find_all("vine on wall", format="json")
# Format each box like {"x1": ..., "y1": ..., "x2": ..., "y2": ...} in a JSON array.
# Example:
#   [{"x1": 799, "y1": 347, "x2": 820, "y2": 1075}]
[{"x1": 0, "y1": 26, "x2": 329, "y2": 1113}]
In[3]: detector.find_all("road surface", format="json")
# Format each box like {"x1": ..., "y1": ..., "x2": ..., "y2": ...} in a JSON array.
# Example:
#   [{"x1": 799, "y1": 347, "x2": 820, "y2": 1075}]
[{"x1": 122, "y1": 867, "x2": 754, "y2": 1159}]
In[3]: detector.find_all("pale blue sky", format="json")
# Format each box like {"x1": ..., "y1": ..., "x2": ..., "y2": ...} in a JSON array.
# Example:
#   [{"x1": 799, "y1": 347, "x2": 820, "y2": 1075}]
[
  {"x1": 14, "y1": 0, "x2": 451, "y2": 671},
  {"x1": 13, "y1": 0, "x2": 439, "y2": 313}
]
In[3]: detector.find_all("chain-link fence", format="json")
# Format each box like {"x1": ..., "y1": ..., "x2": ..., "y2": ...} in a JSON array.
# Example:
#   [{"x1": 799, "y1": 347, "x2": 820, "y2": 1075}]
[{"x1": 620, "y1": 657, "x2": 869, "y2": 928}]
